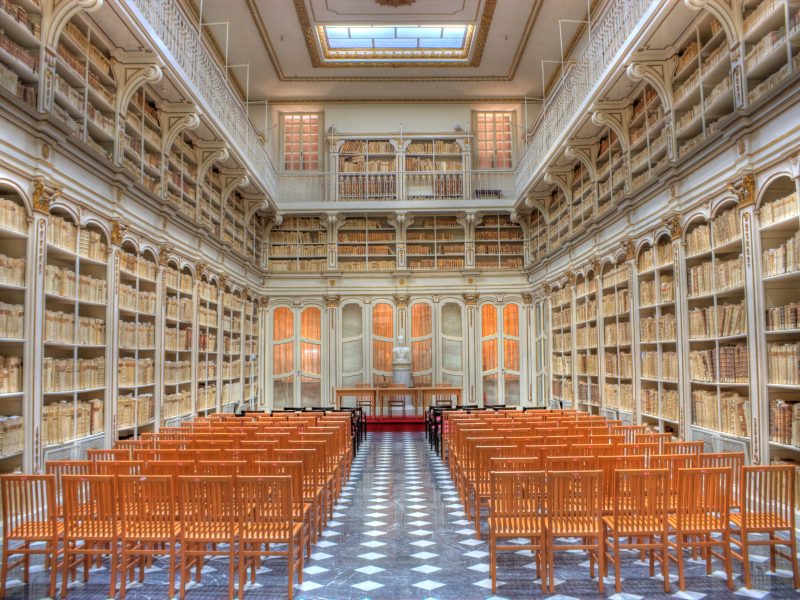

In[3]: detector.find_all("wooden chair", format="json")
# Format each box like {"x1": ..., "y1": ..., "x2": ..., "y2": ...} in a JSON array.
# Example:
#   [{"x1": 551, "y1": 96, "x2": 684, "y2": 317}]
[
  {"x1": 611, "y1": 425, "x2": 648, "y2": 444},
  {"x1": 61, "y1": 474, "x2": 119, "y2": 599},
  {"x1": 117, "y1": 474, "x2": 178, "y2": 599},
  {"x1": 177, "y1": 475, "x2": 237, "y2": 600},
  {"x1": 545, "y1": 455, "x2": 598, "y2": 472},
  {"x1": 0, "y1": 475, "x2": 61, "y2": 599},
  {"x1": 93, "y1": 460, "x2": 144, "y2": 476},
  {"x1": 663, "y1": 441, "x2": 704, "y2": 456},
  {"x1": 698, "y1": 451, "x2": 744, "y2": 510},
  {"x1": 635, "y1": 432, "x2": 673, "y2": 451},
  {"x1": 597, "y1": 454, "x2": 645, "y2": 514},
  {"x1": 45, "y1": 459, "x2": 92, "y2": 517},
  {"x1": 255, "y1": 460, "x2": 313, "y2": 558},
  {"x1": 488, "y1": 470, "x2": 547, "y2": 593},
  {"x1": 144, "y1": 460, "x2": 196, "y2": 478},
  {"x1": 87, "y1": 448, "x2": 130, "y2": 462},
  {"x1": 385, "y1": 383, "x2": 408, "y2": 417},
  {"x1": 196, "y1": 460, "x2": 247, "y2": 476},
  {"x1": 236, "y1": 475, "x2": 304, "y2": 600},
  {"x1": 651, "y1": 453, "x2": 698, "y2": 511},
  {"x1": 602, "y1": 468, "x2": 670, "y2": 592},
  {"x1": 731, "y1": 465, "x2": 799, "y2": 589},
  {"x1": 354, "y1": 383, "x2": 374, "y2": 417},
  {"x1": 667, "y1": 467, "x2": 733, "y2": 591},
  {"x1": 546, "y1": 470, "x2": 605, "y2": 593},
  {"x1": 471, "y1": 445, "x2": 516, "y2": 538}
]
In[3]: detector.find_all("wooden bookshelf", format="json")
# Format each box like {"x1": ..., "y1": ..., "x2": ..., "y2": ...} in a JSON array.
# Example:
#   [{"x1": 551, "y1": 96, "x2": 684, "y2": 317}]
[
  {"x1": 0, "y1": 0, "x2": 40, "y2": 111},
  {"x1": 743, "y1": 0, "x2": 799, "y2": 105},
  {"x1": 0, "y1": 190, "x2": 27, "y2": 471},
  {"x1": 758, "y1": 178, "x2": 800, "y2": 465},
  {"x1": 268, "y1": 215, "x2": 327, "y2": 273},
  {"x1": 404, "y1": 137, "x2": 465, "y2": 200},
  {"x1": 629, "y1": 84, "x2": 670, "y2": 193},
  {"x1": 122, "y1": 87, "x2": 162, "y2": 196},
  {"x1": 243, "y1": 294, "x2": 259, "y2": 410},
  {"x1": 161, "y1": 261, "x2": 193, "y2": 426},
  {"x1": 529, "y1": 207, "x2": 547, "y2": 262},
  {"x1": 550, "y1": 281, "x2": 574, "y2": 407},
  {"x1": 221, "y1": 288, "x2": 243, "y2": 412},
  {"x1": 570, "y1": 162, "x2": 594, "y2": 236},
  {"x1": 42, "y1": 209, "x2": 108, "y2": 453},
  {"x1": 602, "y1": 256, "x2": 634, "y2": 416},
  {"x1": 337, "y1": 215, "x2": 396, "y2": 272},
  {"x1": 199, "y1": 168, "x2": 222, "y2": 234},
  {"x1": 575, "y1": 269, "x2": 600, "y2": 413},
  {"x1": 223, "y1": 193, "x2": 247, "y2": 257},
  {"x1": 638, "y1": 235, "x2": 680, "y2": 433},
  {"x1": 116, "y1": 243, "x2": 157, "y2": 437},
  {"x1": 685, "y1": 204, "x2": 751, "y2": 441},
  {"x1": 196, "y1": 275, "x2": 219, "y2": 414},
  {"x1": 474, "y1": 213, "x2": 524, "y2": 270},
  {"x1": 337, "y1": 138, "x2": 397, "y2": 200},
  {"x1": 547, "y1": 188, "x2": 570, "y2": 252},
  {"x1": 406, "y1": 215, "x2": 465, "y2": 271},
  {"x1": 595, "y1": 130, "x2": 624, "y2": 217},
  {"x1": 165, "y1": 130, "x2": 198, "y2": 222},
  {"x1": 534, "y1": 296, "x2": 550, "y2": 406}
]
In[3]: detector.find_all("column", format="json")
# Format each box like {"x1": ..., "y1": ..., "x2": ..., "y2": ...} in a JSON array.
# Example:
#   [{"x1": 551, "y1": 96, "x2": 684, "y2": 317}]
[
  {"x1": 521, "y1": 292, "x2": 533, "y2": 406},
  {"x1": 153, "y1": 248, "x2": 167, "y2": 429},
  {"x1": 624, "y1": 240, "x2": 642, "y2": 424},
  {"x1": 325, "y1": 295, "x2": 339, "y2": 407},
  {"x1": 108, "y1": 221, "x2": 127, "y2": 444},
  {"x1": 463, "y1": 292, "x2": 479, "y2": 405},
  {"x1": 666, "y1": 214, "x2": 691, "y2": 439}
]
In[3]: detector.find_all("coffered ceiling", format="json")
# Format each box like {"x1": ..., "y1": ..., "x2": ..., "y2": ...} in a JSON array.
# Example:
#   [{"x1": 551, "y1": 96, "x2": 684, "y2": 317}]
[{"x1": 184, "y1": 0, "x2": 593, "y2": 101}]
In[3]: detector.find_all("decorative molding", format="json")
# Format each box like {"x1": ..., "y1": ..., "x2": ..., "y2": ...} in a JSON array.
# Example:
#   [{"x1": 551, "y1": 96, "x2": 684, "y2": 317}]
[
  {"x1": 665, "y1": 214, "x2": 682, "y2": 240},
  {"x1": 375, "y1": 0, "x2": 416, "y2": 6},
  {"x1": 159, "y1": 244, "x2": 173, "y2": 266},
  {"x1": 463, "y1": 292, "x2": 479, "y2": 306},
  {"x1": 621, "y1": 239, "x2": 636, "y2": 261},
  {"x1": 521, "y1": 292, "x2": 533, "y2": 305},
  {"x1": 729, "y1": 173, "x2": 756, "y2": 209},
  {"x1": 111, "y1": 221, "x2": 127, "y2": 246},
  {"x1": 32, "y1": 179, "x2": 60, "y2": 215},
  {"x1": 393, "y1": 294, "x2": 410, "y2": 309},
  {"x1": 324, "y1": 295, "x2": 340, "y2": 308}
]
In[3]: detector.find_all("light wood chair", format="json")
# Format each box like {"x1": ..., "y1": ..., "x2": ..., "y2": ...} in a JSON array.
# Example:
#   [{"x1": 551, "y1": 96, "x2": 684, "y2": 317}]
[
  {"x1": 255, "y1": 460, "x2": 313, "y2": 559},
  {"x1": 45, "y1": 460, "x2": 92, "y2": 517},
  {"x1": 731, "y1": 464, "x2": 799, "y2": 589},
  {"x1": 471, "y1": 445, "x2": 516, "y2": 538},
  {"x1": 650, "y1": 453, "x2": 698, "y2": 511},
  {"x1": 698, "y1": 451, "x2": 744, "y2": 510},
  {"x1": 602, "y1": 468, "x2": 670, "y2": 592},
  {"x1": 546, "y1": 470, "x2": 605, "y2": 593},
  {"x1": 545, "y1": 455, "x2": 598, "y2": 473},
  {"x1": 667, "y1": 466, "x2": 734, "y2": 591},
  {"x1": 0, "y1": 475, "x2": 61, "y2": 599},
  {"x1": 488, "y1": 471, "x2": 547, "y2": 593}
]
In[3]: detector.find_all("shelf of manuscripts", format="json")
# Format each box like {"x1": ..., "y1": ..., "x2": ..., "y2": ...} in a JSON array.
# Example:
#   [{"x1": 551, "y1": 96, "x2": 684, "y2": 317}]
[
  {"x1": 602, "y1": 257, "x2": 633, "y2": 415},
  {"x1": 550, "y1": 282, "x2": 574, "y2": 404},
  {"x1": 337, "y1": 139, "x2": 397, "y2": 200},
  {"x1": 0, "y1": 0, "x2": 41, "y2": 111},
  {"x1": 406, "y1": 215, "x2": 465, "y2": 271},
  {"x1": 199, "y1": 168, "x2": 222, "y2": 233},
  {"x1": 594, "y1": 129, "x2": 625, "y2": 217},
  {"x1": 269, "y1": 215, "x2": 327, "y2": 273},
  {"x1": 337, "y1": 215, "x2": 397, "y2": 272},
  {"x1": 547, "y1": 188, "x2": 571, "y2": 252},
  {"x1": 474, "y1": 213, "x2": 525, "y2": 269},
  {"x1": 575, "y1": 269, "x2": 599, "y2": 412},
  {"x1": 684, "y1": 204, "x2": 751, "y2": 440},
  {"x1": 197, "y1": 276, "x2": 219, "y2": 413},
  {"x1": 222, "y1": 193, "x2": 247, "y2": 256},
  {"x1": 404, "y1": 138, "x2": 464, "y2": 200},
  {"x1": 570, "y1": 163, "x2": 595, "y2": 236},
  {"x1": 43, "y1": 209, "x2": 108, "y2": 451},
  {"x1": 121, "y1": 87, "x2": 162, "y2": 196},
  {"x1": 116, "y1": 243, "x2": 157, "y2": 436},
  {"x1": 629, "y1": 84, "x2": 670, "y2": 193},
  {"x1": 164, "y1": 130, "x2": 198, "y2": 222},
  {"x1": 637, "y1": 235, "x2": 680, "y2": 431},
  {"x1": 161, "y1": 262, "x2": 194, "y2": 424},
  {"x1": 758, "y1": 178, "x2": 800, "y2": 462},
  {"x1": 221, "y1": 288, "x2": 244, "y2": 411},
  {"x1": 243, "y1": 295, "x2": 259, "y2": 410},
  {"x1": 0, "y1": 190, "x2": 28, "y2": 471},
  {"x1": 529, "y1": 207, "x2": 547, "y2": 262}
]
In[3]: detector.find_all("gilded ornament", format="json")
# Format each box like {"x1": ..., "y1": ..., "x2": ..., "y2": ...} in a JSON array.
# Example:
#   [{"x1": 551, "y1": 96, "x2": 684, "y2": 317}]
[
  {"x1": 665, "y1": 214, "x2": 682, "y2": 240},
  {"x1": 728, "y1": 173, "x2": 756, "y2": 209},
  {"x1": 41, "y1": 144, "x2": 50, "y2": 160},
  {"x1": 394, "y1": 295, "x2": 410, "y2": 309},
  {"x1": 463, "y1": 292, "x2": 478, "y2": 306},
  {"x1": 374, "y1": 0, "x2": 416, "y2": 5},
  {"x1": 111, "y1": 221, "x2": 127, "y2": 245},
  {"x1": 32, "y1": 179, "x2": 59, "y2": 214},
  {"x1": 325, "y1": 295, "x2": 340, "y2": 308},
  {"x1": 521, "y1": 292, "x2": 533, "y2": 305},
  {"x1": 621, "y1": 240, "x2": 636, "y2": 261}
]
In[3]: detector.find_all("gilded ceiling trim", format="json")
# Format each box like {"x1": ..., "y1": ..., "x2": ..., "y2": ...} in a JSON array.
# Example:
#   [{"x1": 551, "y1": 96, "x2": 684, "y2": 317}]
[
  {"x1": 265, "y1": 96, "x2": 538, "y2": 104},
  {"x1": 245, "y1": 0, "x2": 542, "y2": 82}
]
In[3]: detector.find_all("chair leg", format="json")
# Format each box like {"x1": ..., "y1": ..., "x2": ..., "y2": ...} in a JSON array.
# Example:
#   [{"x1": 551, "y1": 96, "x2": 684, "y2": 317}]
[
  {"x1": 676, "y1": 535, "x2": 685, "y2": 591},
  {"x1": 237, "y1": 545, "x2": 246, "y2": 600},
  {"x1": 723, "y1": 532, "x2": 734, "y2": 590},
  {"x1": 661, "y1": 537, "x2": 670, "y2": 593},
  {"x1": 741, "y1": 532, "x2": 752, "y2": 590},
  {"x1": 168, "y1": 546, "x2": 177, "y2": 600},
  {"x1": 597, "y1": 536, "x2": 605, "y2": 593},
  {"x1": 613, "y1": 534, "x2": 621, "y2": 592},
  {"x1": 1, "y1": 540, "x2": 9, "y2": 599},
  {"x1": 287, "y1": 539, "x2": 294, "y2": 600},
  {"x1": 48, "y1": 540, "x2": 58, "y2": 600},
  {"x1": 489, "y1": 533, "x2": 497, "y2": 593},
  {"x1": 790, "y1": 525, "x2": 800, "y2": 590}
]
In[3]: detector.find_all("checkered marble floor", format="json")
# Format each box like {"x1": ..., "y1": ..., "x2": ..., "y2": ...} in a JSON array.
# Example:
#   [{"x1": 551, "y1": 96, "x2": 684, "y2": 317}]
[{"x1": 5, "y1": 431, "x2": 800, "y2": 599}]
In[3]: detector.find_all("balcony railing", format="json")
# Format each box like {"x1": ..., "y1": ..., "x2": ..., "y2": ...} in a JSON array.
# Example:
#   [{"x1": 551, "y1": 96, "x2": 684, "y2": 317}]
[
  {"x1": 126, "y1": 0, "x2": 277, "y2": 199},
  {"x1": 277, "y1": 170, "x2": 514, "y2": 204},
  {"x1": 514, "y1": 0, "x2": 659, "y2": 199}
]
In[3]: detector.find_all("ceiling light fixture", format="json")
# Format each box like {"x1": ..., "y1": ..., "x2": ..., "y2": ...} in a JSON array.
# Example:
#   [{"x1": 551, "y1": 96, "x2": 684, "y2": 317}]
[{"x1": 374, "y1": 0, "x2": 417, "y2": 6}]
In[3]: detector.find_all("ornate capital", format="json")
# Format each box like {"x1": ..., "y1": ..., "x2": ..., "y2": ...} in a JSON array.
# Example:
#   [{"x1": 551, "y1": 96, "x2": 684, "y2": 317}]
[
  {"x1": 258, "y1": 296, "x2": 270, "y2": 309},
  {"x1": 32, "y1": 179, "x2": 60, "y2": 214},
  {"x1": 521, "y1": 292, "x2": 533, "y2": 305},
  {"x1": 543, "y1": 283, "x2": 552, "y2": 296},
  {"x1": 565, "y1": 270, "x2": 576, "y2": 285},
  {"x1": 393, "y1": 294, "x2": 410, "y2": 309},
  {"x1": 158, "y1": 244, "x2": 173, "y2": 266},
  {"x1": 621, "y1": 239, "x2": 636, "y2": 261},
  {"x1": 325, "y1": 295, "x2": 340, "y2": 308},
  {"x1": 463, "y1": 292, "x2": 479, "y2": 306},
  {"x1": 589, "y1": 256, "x2": 601, "y2": 273},
  {"x1": 111, "y1": 221, "x2": 127, "y2": 245},
  {"x1": 728, "y1": 173, "x2": 756, "y2": 209},
  {"x1": 665, "y1": 214, "x2": 682, "y2": 240},
  {"x1": 196, "y1": 262, "x2": 208, "y2": 276}
]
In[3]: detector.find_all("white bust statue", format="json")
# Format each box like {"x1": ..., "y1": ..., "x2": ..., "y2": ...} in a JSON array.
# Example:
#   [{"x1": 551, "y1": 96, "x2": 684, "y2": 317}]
[{"x1": 392, "y1": 334, "x2": 411, "y2": 365}]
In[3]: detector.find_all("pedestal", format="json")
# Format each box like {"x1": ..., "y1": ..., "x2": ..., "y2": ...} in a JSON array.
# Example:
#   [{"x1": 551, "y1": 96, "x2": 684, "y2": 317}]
[{"x1": 393, "y1": 365, "x2": 412, "y2": 387}]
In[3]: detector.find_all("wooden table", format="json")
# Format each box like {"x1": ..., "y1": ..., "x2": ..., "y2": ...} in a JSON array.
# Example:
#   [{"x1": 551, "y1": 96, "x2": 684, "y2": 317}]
[{"x1": 336, "y1": 386, "x2": 462, "y2": 416}]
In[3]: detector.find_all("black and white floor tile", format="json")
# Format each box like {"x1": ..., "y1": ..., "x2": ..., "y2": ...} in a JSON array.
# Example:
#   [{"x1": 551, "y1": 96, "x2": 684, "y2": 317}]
[{"x1": 4, "y1": 431, "x2": 799, "y2": 599}]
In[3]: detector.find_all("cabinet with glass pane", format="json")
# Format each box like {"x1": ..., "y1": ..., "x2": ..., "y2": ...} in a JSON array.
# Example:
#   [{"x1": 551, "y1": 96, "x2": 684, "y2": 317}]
[
  {"x1": 270, "y1": 304, "x2": 323, "y2": 408},
  {"x1": 479, "y1": 301, "x2": 521, "y2": 405}
]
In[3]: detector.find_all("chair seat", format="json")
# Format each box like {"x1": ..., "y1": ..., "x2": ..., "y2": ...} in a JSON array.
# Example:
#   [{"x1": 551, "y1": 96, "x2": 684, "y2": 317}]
[
  {"x1": 488, "y1": 517, "x2": 543, "y2": 536},
  {"x1": 549, "y1": 516, "x2": 600, "y2": 536},
  {"x1": 240, "y1": 522, "x2": 302, "y2": 541},
  {"x1": 7, "y1": 521, "x2": 63, "y2": 540},
  {"x1": 667, "y1": 514, "x2": 727, "y2": 533},
  {"x1": 730, "y1": 512, "x2": 793, "y2": 531},
  {"x1": 181, "y1": 522, "x2": 237, "y2": 541},
  {"x1": 122, "y1": 523, "x2": 180, "y2": 541},
  {"x1": 603, "y1": 515, "x2": 666, "y2": 535},
  {"x1": 64, "y1": 522, "x2": 118, "y2": 540}
]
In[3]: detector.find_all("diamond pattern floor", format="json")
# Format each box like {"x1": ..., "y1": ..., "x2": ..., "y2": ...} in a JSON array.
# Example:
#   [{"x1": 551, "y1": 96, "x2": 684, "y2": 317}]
[{"x1": 5, "y1": 431, "x2": 799, "y2": 599}]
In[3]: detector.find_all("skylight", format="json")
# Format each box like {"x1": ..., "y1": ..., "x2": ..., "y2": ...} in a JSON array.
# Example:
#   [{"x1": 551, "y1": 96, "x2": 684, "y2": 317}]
[{"x1": 317, "y1": 24, "x2": 474, "y2": 63}]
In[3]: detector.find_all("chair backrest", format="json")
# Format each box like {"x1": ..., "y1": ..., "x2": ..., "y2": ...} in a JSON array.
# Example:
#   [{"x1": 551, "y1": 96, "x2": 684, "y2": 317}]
[
  {"x1": 177, "y1": 475, "x2": 236, "y2": 540},
  {"x1": 118, "y1": 474, "x2": 176, "y2": 539},
  {"x1": 612, "y1": 468, "x2": 668, "y2": 526},
  {"x1": 0, "y1": 474, "x2": 57, "y2": 537},
  {"x1": 254, "y1": 460, "x2": 305, "y2": 515},
  {"x1": 88, "y1": 448, "x2": 130, "y2": 462},
  {"x1": 698, "y1": 451, "x2": 744, "y2": 508},
  {"x1": 144, "y1": 460, "x2": 196, "y2": 477},
  {"x1": 664, "y1": 441, "x2": 704, "y2": 456},
  {"x1": 675, "y1": 467, "x2": 730, "y2": 528},
  {"x1": 489, "y1": 456, "x2": 541, "y2": 473},
  {"x1": 62, "y1": 475, "x2": 117, "y2": 537},
  {"x1": 546, "y1": 470, "x2": 603, "y2": 523},
  {"x1": 740, "y1": 465, "x2": 796, "y2": 530},
  {"x1": 196, "y1": 460, "x2": 247, "y2": 476},
  {"x1": 236, "y1": 475, "x2": 293, "y2": 537},
  {"x1": 545, "y1": 455, "x2": 598, "y2": 473},
  {"x1": 489, "y1": 470, "x2": 546, "y2": 521},
  {"x1": 93, "y1": 460, "x2": 144, "y2": 476},
  {"x1": 45, "y1": 460, "x2": 92, "y2": 514},
  {"x1": 611, "y1": 425, "x2": 648, "y2": 444}
]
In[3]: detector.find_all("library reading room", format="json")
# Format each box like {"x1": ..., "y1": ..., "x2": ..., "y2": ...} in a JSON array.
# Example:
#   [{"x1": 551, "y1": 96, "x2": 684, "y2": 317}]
[{"x1": 0, "y1": 0, "x2": 799, "y2": 598}]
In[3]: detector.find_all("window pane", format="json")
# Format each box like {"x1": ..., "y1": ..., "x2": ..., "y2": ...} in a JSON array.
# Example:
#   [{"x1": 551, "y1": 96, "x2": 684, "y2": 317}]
[{"x1": 481, "y1": 304, "x2": 497, "y2": 337}]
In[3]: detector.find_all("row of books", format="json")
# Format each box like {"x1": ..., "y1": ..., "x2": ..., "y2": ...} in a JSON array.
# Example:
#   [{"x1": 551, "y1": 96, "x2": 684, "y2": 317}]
[
  {"x1": 198, "y1": 360, "x2": 217, "y2": 382},
  {"x1": 198, "y1": 281, "x2": 218, "y2": 303},
  {"x1": 762, "y1": 230, "x2": 800, "y2": 277},
  {"x1": 604, "y1": 265, "x2": 630, "y2": 289},
  {"x1": 576, "y1": 352, "x2": 598, "y2": 375},
  {"x1": 0, "y1": 253, "x2": 24, "y2": 287},
  {"x1": 45, "y1": 265, "x2": 107, "y2": 303},
  {"x1": 576, "y1": 324, "x2": 598, "y2": 349},
  {"x1": 198, "y1": 332, "x2": 217, "y2": 352},
  {"x1": 222, "y1": 315, "x2": 241, "y2": 333},
  {"x1": 165, "y1": 327, "x2": 192, "y2": 352},
  {"x1": 42, "y1": 357, "x2": 105, "y2": 393},
  {"x1": 687, "y1": 255, "x2": 743, "y2": 296},
  {"x1": 0, "y1": 302, "x2": 23, "y2": 339},
  {"x1": 199, "y1": 306, "x2": 217, "y2": 328},
  {"x1": 119, "y1": 284, "x2": 156, "y2": 314},
  {"x1": 223, "y1": 336, "x2": 241, "y2": 354},
  {"x1": 711, "y1": 207, "x2": 741, "y2": 247},
  {"x1": 270, "y1": 244, "x2": 326, "y2": 258},
  {"x1": 576, "y1": 299, "x2": 597, "y2": 323},
  {"x1": 269, "y1": 259, "x2": 327, "y2": 272},
  {"x1": 765, "y1": 301, "x2": 800, "y2": 331},
  {"x1": 164, "y1": 268, "x2": 193, "y2": 294},
  {"x1": 0, "y1": 197, "x2": 26, "y2": 234},
  {"x1": 476, "y1": 243, "x2": 524, "y2": 255},
  {"x1": 577, "y1": 381, "x2": 600, "y2": 404},
  {"x1": 44, "y1": 311, "x2": 105, "y2": 345},
  {"x1": 641, "y1": 351, "x2": 678, "y2": 380},
  {"x1": 42, "y1": 399, "x2": 103, "y2": 447},
  {"x1": 222, "y1": 293, "x2": 243, "y2": 312},
  {"x1": 222, "y1": 360, "x2": 241, "y2": 379},
  {"x1": 605, "y1": 351, "x2": 633, "y2": 378},
  {"x1": 640, "y1": 313, "x2": 677, "y2": 342},
  {"x1": 0, "y1": 356, "x2": 22, "y2": 394},
  {"x1": 603, "y1": 289, "x2": 631, "y2": 316},
  {"x1": 769, "y1": 399, "x2": 799, "y2": 446},
  {"x1": 475, "y1": 230, "x2": 524, "y2": 242},
  {"x1": 552, "y1": 307, "x2": 571, "y2": 329},
  {"x1": 604, "y1": 382, "x2": 634, "y2": 411},
  {"x1": 0, "y1": 415, "x2": 23, "y2": 457},
  {"x1": 163, "y1": 391, "x2": 192, "y2": 419},
  {"x1": 576, "y1": 278, "x2": 597, "y2": 297},
  {"x1": 165, "y1": 297, "x2": 194, "y2": 322},
  {"x1": 552, "y1": 287, "x2": 572, "y2": 307},
  {"x1": 640, "y1": 275, "x2": 674, "y2": 305},
  {"x1": 340, "y1": 140, "x2": 393, "y2": 155},
  {"x1": 689, "y1": 343, "x2": 749, "y2": 383},
  {"x1": 117, "y1": 357, "x2": 154, "y2": 387},
  {"x1": 164, "y1": 361, "x2": 191, "y2": 385},
  {"x1": 407, "y1": 141, "x2": 461, "y2": 154},
  {"x1": 641, "y1": 387, "x2": 679, "y2": 421},
  {"x1": 117, "y1": 394, "x2": 154, "y2": 429},
  {"x1": 689, "y1": 301, "x2": 747, "y2": 339},
  {"x1": 552, "y1": 355, "x2": 572, "y2": 376},
  {"x1": 552, "y1": 378, "x2": 574, "y2": 400},
  {"x1": 767, "y1": 342, "x2": 800, "y2": 385},
  {"x1": 759, "y1": 192, "x2": 798, "y2": 227},
  {"x1": 119, "y1": 253, "x2": 157, "y2": 281},
  {"x1": 197, "y1": 385, "x2": 217, "y2": 410},
  {"x1": 686, "y1": 223, "x2": 711, "y2": 256},
  {"x1": 118, "y1": 321, "x2": 155, "y2": 350},
  {"x1": 604, "y1": 322, "x2": 632, "y2": 346}
]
